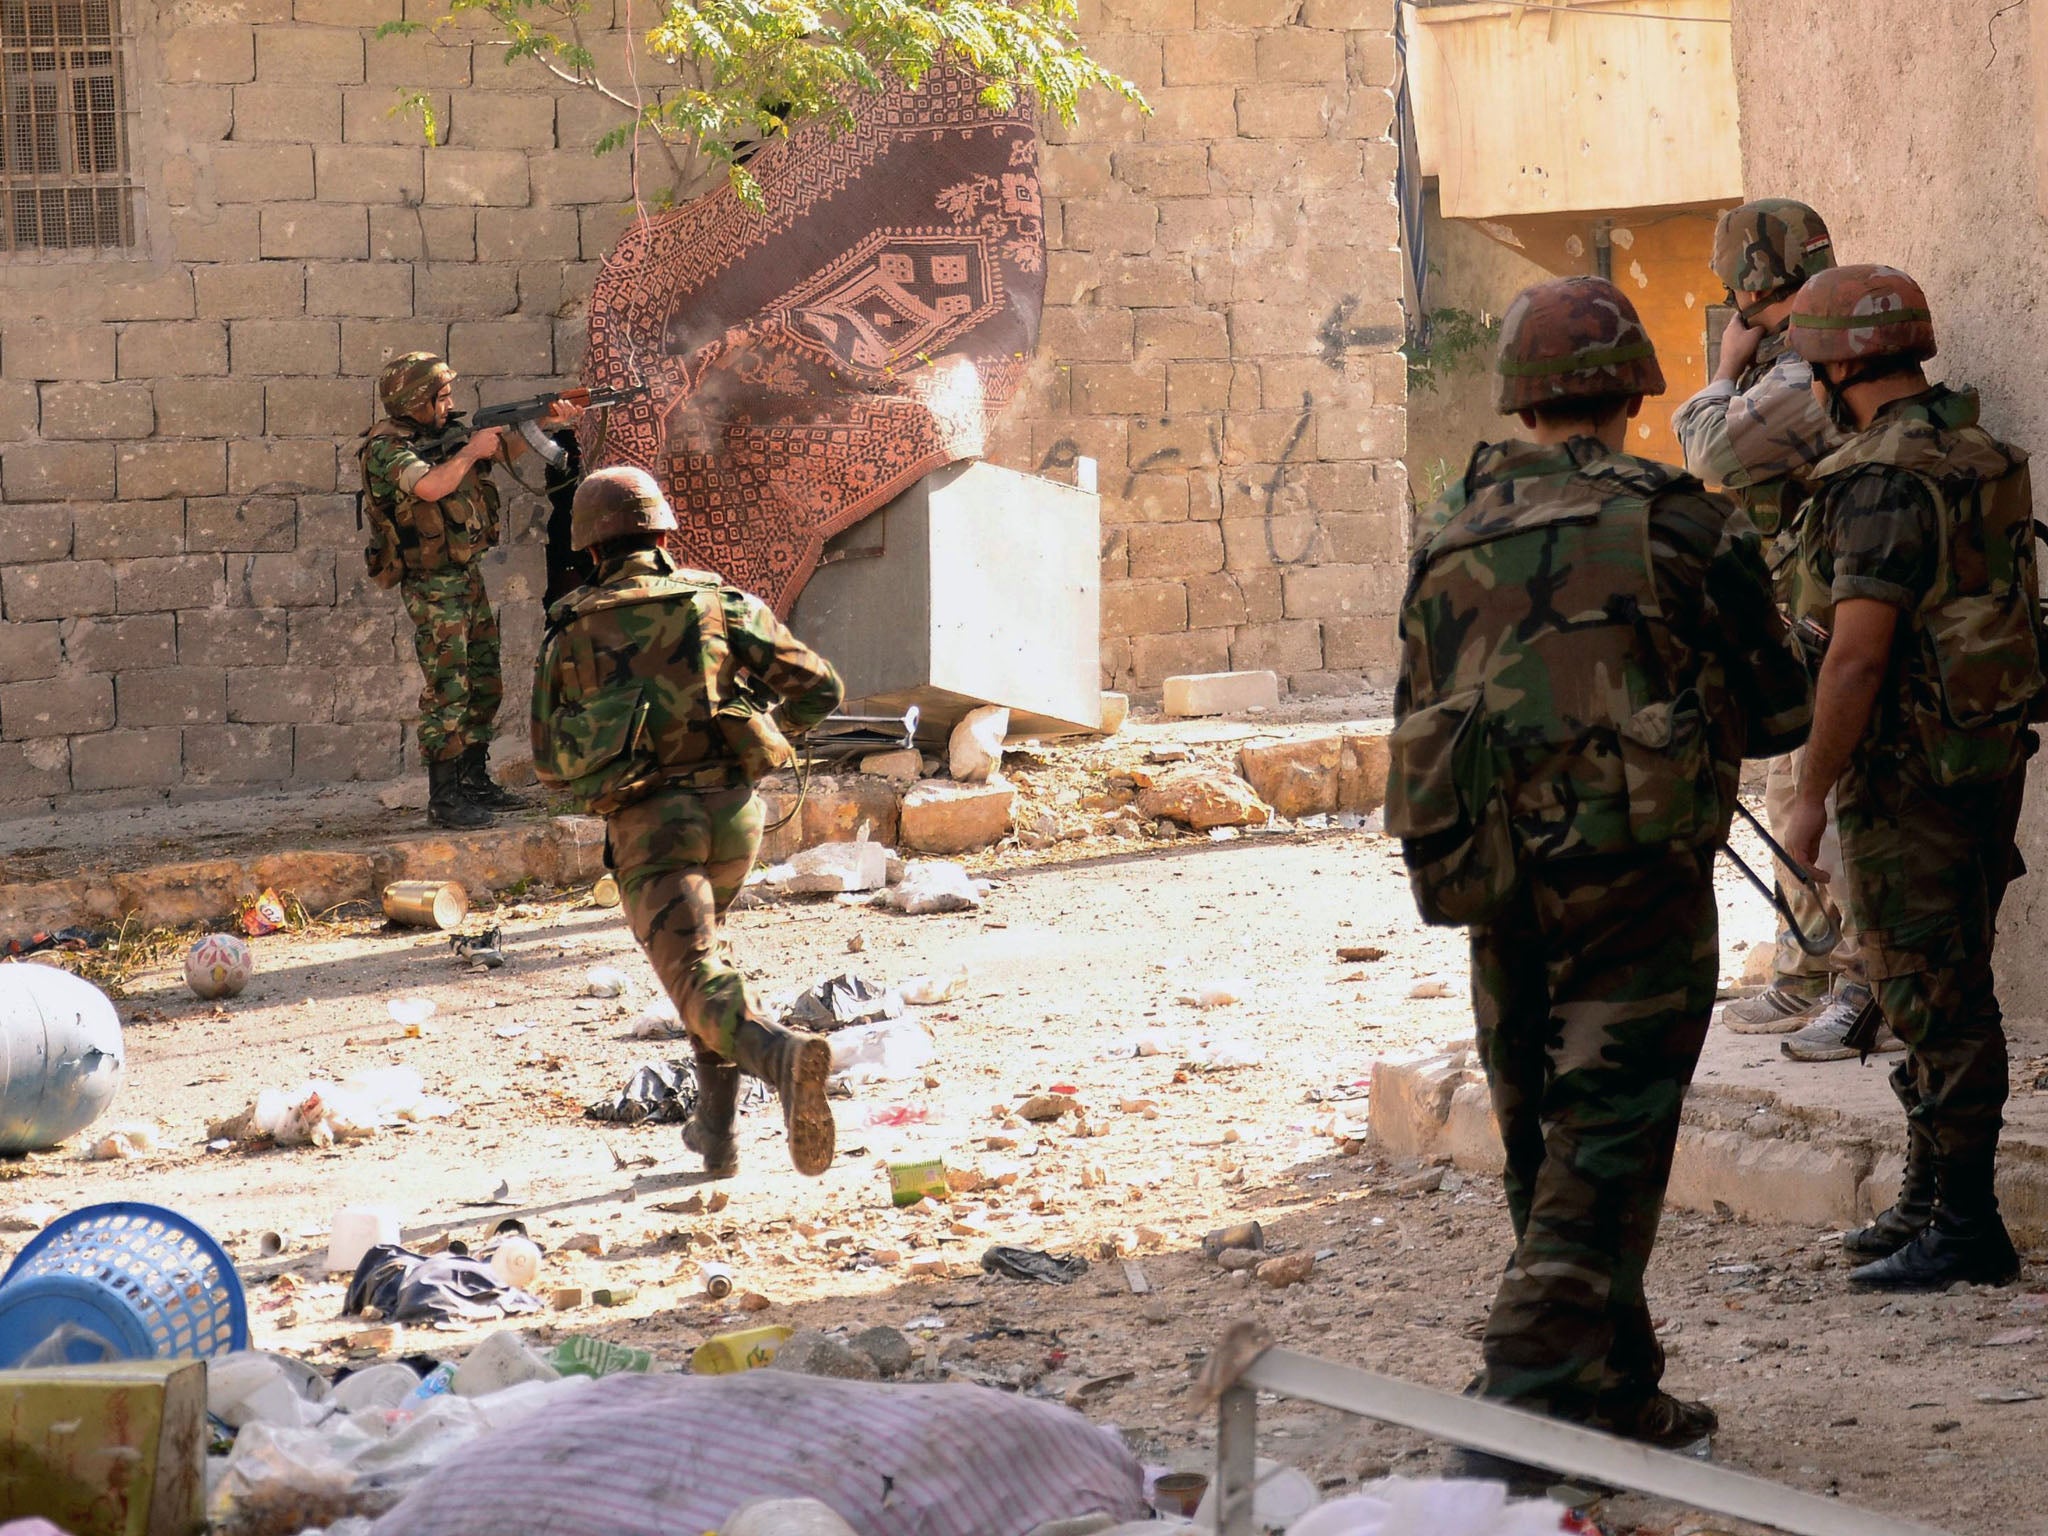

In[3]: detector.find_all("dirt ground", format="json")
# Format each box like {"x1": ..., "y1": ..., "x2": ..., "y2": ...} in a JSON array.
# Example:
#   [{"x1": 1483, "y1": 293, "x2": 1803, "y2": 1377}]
[{"x1": 9, "y1": 771, "x2": 2043, "y2": 1535}]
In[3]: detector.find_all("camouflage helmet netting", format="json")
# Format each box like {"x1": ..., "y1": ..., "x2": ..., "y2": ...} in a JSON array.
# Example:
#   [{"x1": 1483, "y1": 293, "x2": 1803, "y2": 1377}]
[
  {"x1": 1493, "y1": 276, "x2": 1666, "y2": 414},
  {"x1": 1711, "y1": 199, "x2": 1835, "y2": 297},
  {"x1": 378, "y1": 352, "x2": 456, "y2": 416},
  {"x1": 1786, "y1": 264, "x2": 1938, "y2": 367},
  {"x1": 571, "y1": 465, "x2": 679, "y2": 551}
]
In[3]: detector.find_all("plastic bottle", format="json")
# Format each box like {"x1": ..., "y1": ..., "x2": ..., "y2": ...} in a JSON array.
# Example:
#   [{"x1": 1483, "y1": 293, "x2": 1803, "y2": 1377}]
[
  {"x1": 399, "y1": 1362, "x2": 456, "y2": 1413},
  {"x1": 490, "y1": 1236, "x2": 543, "y2": 1290}
]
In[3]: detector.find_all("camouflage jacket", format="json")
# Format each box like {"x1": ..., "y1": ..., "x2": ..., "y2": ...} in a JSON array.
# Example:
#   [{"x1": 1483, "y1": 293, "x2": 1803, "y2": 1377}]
[
  {"x1": 1797, "y1": 385, "x2": 2046, "y2": 787},
  {"x1": 1672, "y1": 328, "x2": 1840, "y2": 547},
  {"x1": 359, "y1": 418, "x2": 502, "y2": 578},
  {"x1": 1388, "y1": 438, "x2": 1812, "y2": 925},
  {"x1": 530, "y1": 547, "x2": 844, "y2": 814}
]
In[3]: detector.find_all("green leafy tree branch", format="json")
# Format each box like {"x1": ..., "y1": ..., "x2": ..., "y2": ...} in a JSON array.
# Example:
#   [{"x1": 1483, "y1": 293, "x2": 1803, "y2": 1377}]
[{"x1": 381, "y1": 0, "x2": 1146, "y2": 208}]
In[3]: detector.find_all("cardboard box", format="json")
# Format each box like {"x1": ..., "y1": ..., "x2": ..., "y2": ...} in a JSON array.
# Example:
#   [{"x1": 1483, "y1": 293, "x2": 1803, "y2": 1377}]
[{"x1": 0, "y1": 1359, "x2": 207, "y2": 1536}]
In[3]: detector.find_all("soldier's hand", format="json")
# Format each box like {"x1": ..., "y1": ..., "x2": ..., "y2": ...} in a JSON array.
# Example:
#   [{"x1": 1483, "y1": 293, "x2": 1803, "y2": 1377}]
[
  {"x1": 467, "y1": 426, "x2": 506, "y2": 458},
  {"x1": 1779, "y1": 794, "x2": 1830, "y2": 885},
  {"x1": 1716, "y1": 314, "x2": 1765, "y2": 383},
  {"x1": 542, "y1": 399, "x2": 586, "y2": 427}
]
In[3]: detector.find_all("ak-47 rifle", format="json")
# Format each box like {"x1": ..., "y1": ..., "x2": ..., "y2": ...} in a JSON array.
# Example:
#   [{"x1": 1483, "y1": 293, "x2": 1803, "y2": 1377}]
[{"x1": 470, "y1": 383, "x2": 650, "y2": 467}]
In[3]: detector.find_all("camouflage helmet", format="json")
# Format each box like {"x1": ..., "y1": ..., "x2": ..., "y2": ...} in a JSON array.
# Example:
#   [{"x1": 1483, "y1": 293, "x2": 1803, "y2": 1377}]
[
  {"x1": 1711, "y1": 199, "x2": 1835, "y2": 298},
  {"x1": 1493, "y1": 276, "x2": 1666, "y2": 414},
  {"x1": 571, "y1": 465, "x2": 678, "y2": 551},
  {"x1": 1786, "y1": 264, "x2": 1937, "y2": 367},
  {"x1": 378, "y1": 352, "x2": 455, "y2": 417}
]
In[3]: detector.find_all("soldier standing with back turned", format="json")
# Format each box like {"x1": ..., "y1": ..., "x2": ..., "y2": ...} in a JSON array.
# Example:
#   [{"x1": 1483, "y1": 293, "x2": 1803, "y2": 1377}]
[
  {"x1": 531, "y1": 467, "x2": 846, "y2": 1178},
  {"x1": 1388, "y1": 277, "x2": 1813, "y2": 1489},
  {"x1": 1779, "y1": 266, "x2": 2043, "y2": 1290}
]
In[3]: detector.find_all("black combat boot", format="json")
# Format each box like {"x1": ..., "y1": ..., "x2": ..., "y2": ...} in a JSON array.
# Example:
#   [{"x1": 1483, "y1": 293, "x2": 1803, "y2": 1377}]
[
  {"x1": 427, "y1": 757, "x2": 493, "y2": 829},
  {"x1": 733, "y1": 1015, "x2": 836, "y2": 1176},
  {"x1": 1844, "y1": 1070, "x2": 1937, "y2": 1259},
  {"x1": 682, "y1": 1044, "x2": 740, "y2": 1178},
  {"x1": 459, "y1": 743, "x2": 533, "y2": 811},
  {"x1": 1848, "y1": 1212, "x2": 2020, "y2": 1291}
]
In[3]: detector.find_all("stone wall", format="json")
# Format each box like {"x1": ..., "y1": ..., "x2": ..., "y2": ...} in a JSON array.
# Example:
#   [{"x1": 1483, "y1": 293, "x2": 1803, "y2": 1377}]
[
  {"x1": 986, "y1": 0, "x2": 1408, "y2": 699},
  {"x1": 0, "y1": 0, "x2": 1406, "y2": 813}
]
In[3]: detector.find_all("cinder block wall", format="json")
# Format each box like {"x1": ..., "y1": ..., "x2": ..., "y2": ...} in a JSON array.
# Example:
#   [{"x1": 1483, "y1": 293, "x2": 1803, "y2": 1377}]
[
  {"x1": 0, "y1": 0, "x2": 1405, "y2": 813},
  {"x1": 984, "y1": 0, "x2": 1408, "y2": 699}
]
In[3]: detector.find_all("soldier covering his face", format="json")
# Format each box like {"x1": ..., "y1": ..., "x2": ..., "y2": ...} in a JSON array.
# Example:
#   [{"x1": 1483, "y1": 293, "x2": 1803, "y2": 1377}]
[
  {"x1": 531, "y1": 467, "x2": 846, "y2": 1178},
  {"x1": 1389, "y1": 276, "x2": 1813, "y2": 1490}
]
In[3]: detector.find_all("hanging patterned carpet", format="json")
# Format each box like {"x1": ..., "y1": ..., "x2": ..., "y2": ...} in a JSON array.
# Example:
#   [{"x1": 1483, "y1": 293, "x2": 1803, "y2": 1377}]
[{"x1": 580, "y1": 69, "x2": 1047, "y2": 616}]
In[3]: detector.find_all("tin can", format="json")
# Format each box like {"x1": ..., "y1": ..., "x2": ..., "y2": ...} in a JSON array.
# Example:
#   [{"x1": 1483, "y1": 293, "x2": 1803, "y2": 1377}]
[
  {"x1": 700, "y1": 1262, "x2": 735, "y2": 1300},
  {"x1": 888, "y1": 1158, "x2": 949, "y2": 1208},
  {"x1": 1152, "y1": 1472, "x2": 1209, "y2": 1518},
  {"x1": 382, "y1": 880, "x2": 469, "y2": 930},
  {"x1": 691, "y1": 1324, "x2": 794, "y2": 1376},
  {"x1": 592, "y1": 873, "x2": 620, "y2": 908}
]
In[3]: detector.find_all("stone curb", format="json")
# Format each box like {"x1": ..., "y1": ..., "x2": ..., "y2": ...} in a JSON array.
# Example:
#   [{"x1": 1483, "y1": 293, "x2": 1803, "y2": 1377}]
[{"x1": 1369, "y1": 1050, "x2": 2048, "y2": 1244}]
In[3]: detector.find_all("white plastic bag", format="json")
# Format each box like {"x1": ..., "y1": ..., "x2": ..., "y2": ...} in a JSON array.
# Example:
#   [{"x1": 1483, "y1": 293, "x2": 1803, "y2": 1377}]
[{"x1": 828, "y1": 1017, "x2": 937, "y2": 1086}]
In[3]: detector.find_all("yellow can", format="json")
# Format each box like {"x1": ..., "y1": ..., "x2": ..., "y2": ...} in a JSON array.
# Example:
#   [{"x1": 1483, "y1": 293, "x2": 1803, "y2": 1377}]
[
  {"x1": 592, "y1": 873, "x2": 621, "y2": 908},
  {"x1": 382, "y1": 880, "x2": 468, "y2": 930},
  {"x1": 691, "y1": 1324, "x2": 794, "y2": 1376}
]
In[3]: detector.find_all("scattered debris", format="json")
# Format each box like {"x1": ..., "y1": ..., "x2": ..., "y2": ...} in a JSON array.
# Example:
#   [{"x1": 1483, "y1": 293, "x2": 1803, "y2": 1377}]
[
  {"x1": 899, "y1": 969, "x2": 967, "y2": 1005},
  {"x1": 584, "y1": 1061, "x2": 697, "y2": 1126},
  {"x1": 880, "y1": 862, "x2": 987, "y2": 914},
  {"x1": 949, "y1": 704, "x2": 1010, "y2": 783},
  {"x1": 784, "y1": 840, "x2": 890, "y2": 895},
  {"x1": 1336, "y1": 946, "x2": 1387, "y2": 963},
  {"x1": 981, "y1": 1246, "x2": 1089, "y2": 1285},
  {"x1": 1256, "y1": 1251, "x2": 1315, "y2": 1289},
  {"x1": 343, "y1": 1242, "x2": 543, "y2": 1325},
  {"x1": 785, "y1": 973, "x2": 903, "y2": 1031},
  {"x1": 1203, "y1": 1221, "x2": 1265, "y2": 1258},
  {"x1": 209, "y1": 1067, "x2": 456, "y2": 1149},
  {"x1": 1018, "y1": 1093, "x2": 1079, "y2": 1123},
  {"x1": 451, "y1": 926, "x2": 506, "y2": 968},
  {"x1": 78, "y1": 1122, "x2": 161, "y2": 1161},
  {"x1": 1137, "y1": 770, "x2": 1272, "y2": 831}
]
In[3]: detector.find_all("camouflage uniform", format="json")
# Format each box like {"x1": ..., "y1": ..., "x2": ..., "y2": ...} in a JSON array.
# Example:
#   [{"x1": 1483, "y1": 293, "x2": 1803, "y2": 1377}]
[
  {"x1": 1671, "y1": 201, "x2": 1857, "y2": 1006},
  {"x1": 1793, "y1": 376, "x2": 2042, "y2": 1263},
  {"x1": 532, "y1": 468, "x2": 846, "y2": 1176},
  {"x1": 1390, "y1": 277, "x2": 1813, "y2": 1441}
]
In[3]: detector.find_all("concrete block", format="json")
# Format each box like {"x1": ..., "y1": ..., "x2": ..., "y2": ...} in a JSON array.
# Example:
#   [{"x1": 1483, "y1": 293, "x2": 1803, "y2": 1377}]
[
  {"x1": 61, "y1": 614, "x2": 177, "y2": 673},
  {"x1": 3, "y1": 560, "x2": 114, "y2": 623},
  {"x1": 859, "y1": 749, "x2": 922, "y2": 784},
  {"x1": 364, "y1": 31, "x2": 472, "y2": 87},
  {"x1": 344, "y1": 85, "x2": 449, "y2": 145},
  {"x1": 71, "y1": 501, "x2": 183, "y2": 560},
  {"x1": 425, "y1": 149, "x2": 530, "y2": 206},
  {"x1": 71, "y1": 728, "x2": 184, "y2": 792},
  {"x1": 116, "y1": 555, "x2": 227, "y2": 614},
  {"x1": 296, "y1": 0, "x2": 405, "y2": 24},
  {"x1": 289, "y1": 606, "x2": 399, "y2": 665},
  {"x1": 313, "y1": 144, "x2": 425, "y2": 204},
  {"x1": 260, "y1": 203, "x2": 370, "y2": 260},
  {"x1": 296, "y1": 493, "x2": 366, "y2": 550},
  {"x1": 0, "y1": 380, "x2": 35, "y2": 440},
  {"x1": 230, "y1": 437, "x2": 339, "y2": 493},
  {"x1": 530, "y1": 149, "x2": 633, "y2": 205},
  {"x1": 1444, "y1": 1080, "x2": 1505, "y2": 1176},
  {"x1": 899, "y1": 779, "x2": 1016, "y2": 855},
  {"x1": 1163, "y1": 669, "x2": 1279, "y2": 717},
  {"x1": 1366, "y1": 1051, "x2": 1480, "y2": 1161},
  {"x1": 448, "y1": 320, "x2": 553, "y2": 376},
  {"x1": 800, "y1": 774, "x2": 902, "y2": 850},
  {"x1": 1132, "y1": 629, "x2": 1231, "y2": 689},
  {"x1": 1665, "y1": 1127, "x2": 1867, "y2": 1229},
  {"x1": 0, "y1": 673, "x2": 114, "y2": 739},
  {"x1": 185, "y1": 495, "x2": 297, "y2": 553},
  {"x1": 237, "y1": 549, "x2": 337, "y2": 607},
  {"x1": 180, "y1": 606, "x2": 288, "y2": 667},
  {"x1": 182, "y1": 723, "x2": 294, "y2": 784},
  {"x1": 1231, "y1": 618, "x2": 1325, "y2": 677},
  {"x1": 195, "y1": 260, "x2": 306, "y2": 317},
  {"x1": 210, "y1": 143, "x2": 315, "y2": 202},
  {"x1": 120, "y1": 322, "x2": 229, "y2": 378},
  {"x1": 0, "y1": 740, "x2": 72, "y2": 805},
  {"x1": 38, "y1": 382, "x2": 154, "y2": 440},
  {"x1": 474, "y1": 205, "x2": 581, "y2": 263},
  {"x1": 1163, "y1": 31, "x2": 1256, "y2": 86},
  {"x1": 0, "y1": 621, "x2": 60, "y2": 683},
  {"x1": 293, "y1": 720, "x2": 403, "y2": 782},
  {"x1": 231, "y1": 319, "x2": 340, "y2": 375},
  {"x1": 307, "y1": 262, "x2": 415, "y2": 320},
  {"x1": 166, "y1": 24, "x2": 256, "y2": 82},
  {"x1": 155, "y1": 379, "x2": 266, "y2": 438},
  {"x1": 231, "y1": 83, "x2": 342, "y2": 141},
  {"x1": 1127, "y1": 522, "x2": 1224, "y2": 580},
  {"x1": 332, "y1": 662, "x2": 415, "y2": 721},
  {"x1": 168, "y1": 206, "x2": 262, "y2": 264},
  {"x1": 109, "y1": 857, "x2": 249, "y2": 927},
  {"x1": 117, "y1": 667, "x2": 228, "y2": 728},
  {"x1": 341, "y1": 319, "x2": 448, "y2": 376},
  {"x1": 3, "y1": 323, "x2": 116, "y2": 381},
  {"x1": 0, "y1": 504, "x2": 71, "y2": 564},
  {"x1": 267, "y1": 378, "x2": 373, "y2": 437},
  {"x1": 415, "y1": 263, "x2": 518, "y2": 318},
  {"x1": 117, "y1": 440, "x2": 227, "y2": 500},
  {"x1": 1103, "y1": 579, "x2": 1189, "y2": 637},
  {"x1": 230, "y1": 664, "x2": 336, "y2": 722},
  {"x1": 370, "y1": 204, "x2": 475, "y2": 261},
  {"x1": 447, "y1": 91, "x2": 557, "y2": 149}
]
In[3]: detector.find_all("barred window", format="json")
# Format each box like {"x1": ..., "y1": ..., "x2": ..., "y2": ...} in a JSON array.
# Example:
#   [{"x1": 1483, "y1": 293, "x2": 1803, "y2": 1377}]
[{"x1": 0, "y1": 0, "x2": 136, "y2": 253}]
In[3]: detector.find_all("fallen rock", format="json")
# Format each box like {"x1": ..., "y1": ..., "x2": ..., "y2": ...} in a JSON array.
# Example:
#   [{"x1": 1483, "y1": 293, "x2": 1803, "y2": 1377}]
[
  {"x1": 1098, "y1": 692, "x2": 1129, "y2": 735},
  {"x1": 1138, "y1": 770, "x2": 1271, "y2": 831},
  {"x1": 784, "y1": 840, "x2": 889, "y2": 895},
  {"x1": 1018, "y1": 1094, "x2": 1078, "y2": 1122},
  {"x1": 768, "y1": 1329, "x2": 882, "y2": 1381},
  {"x1": 1338, "y1": 727, "x2": 1390, "y2": 814},
  {"x1": 949, "y1": 704, "x2": 1010, "y2": 783},
  {"x1": 900, "y1": 780, "x2": 1016, "y2": 854},
  {"x1": 859, "y1": 749, "x2": 923, "y2": 784},
  {"x1": 1257, "y1": 1251, "x2": 1315, "y2": 1289},
  {"x1": 1216, "y1": 1247, "x2": 1264, "y2": 1272},
  {"x1": 849, "y1": 1324, "x2": 915, "y2": 1377},
  {"x1": 1163, "y1": 670, "x2": 1279, "y2": 718},
  {"x1": 1238, "y1": 734, "x2": 1344, "y2": 819}
]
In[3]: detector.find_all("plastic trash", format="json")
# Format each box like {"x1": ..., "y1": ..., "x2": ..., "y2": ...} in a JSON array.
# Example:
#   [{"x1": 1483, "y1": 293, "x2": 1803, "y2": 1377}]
[
  {"x1": 77, "y1": 1122, "x2": 160, "y2": 1160},
  {"x1": 549, "y1": 1335, "x2": 654, "y2": 1378},
  {"x1": 980, "y1": 1246, "x2": 1089, "y2": 1285},
  {"x1": 1185, "y1": 1035, "x2": 1265, "y2": 1070},
  {"x1": 629, "y1": 996, "x2": 683, "y2": 1039},
  {"x1": 208, "y1": 1350, "x2": 334, "y2": 1430},
  {"x1": 17, "y1": 1321, "x2": 122, "y2": 1369},
  {"x1": 1285, "y1": 1477, "x2": 1571, "y2": 1536},
  {"x1": 387, "y1": 997, "x2": 436, "y2": 1028},
  {"x1": 1184, "y1": 977, "x2": 1248, "y2": 1009},
  {"x1": 785, "y1": 973, "x2": 903, "y2": 1031},
  {"x1": 1191, "y1": 1459, "x2": 1317, "y2": 1532},
  {"x1": 827, "y1": 1016, "x2": 935, "y2": 1086},
  {"x1": 690, "y1": 1324, "x2": 794, "y2": 1375},
  {"x1": 584, "y1": 1061, "x2": 696, "y2": 1125},
  {"x1": 399, "y1": 1362, "x2": 456, "y2": 1414},
  {"x1": 451, "y1": 1330, "x2": 560, "y2": 1397},
  {"x1": 585, "y1": 967, "x2": 632, "y2": 999},
  {"x1": 327, "y1": 1362, "x2": 423, "y2": 1416},
  {"x1": 327, "y1": 1207, "x2": 402, "y2": 1275},
  {"x1": 898, "y1": 969, "x2": 966, "y2": 1005},
  {"x1": 489, "y1": 1237, "x2": 543, "y2": 1291}
]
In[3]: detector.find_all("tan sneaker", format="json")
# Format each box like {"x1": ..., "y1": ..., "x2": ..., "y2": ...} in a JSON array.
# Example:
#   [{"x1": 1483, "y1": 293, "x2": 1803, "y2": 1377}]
[{"x1": 1720, "y1": 982, "x2": 1827, "y2": 1034}]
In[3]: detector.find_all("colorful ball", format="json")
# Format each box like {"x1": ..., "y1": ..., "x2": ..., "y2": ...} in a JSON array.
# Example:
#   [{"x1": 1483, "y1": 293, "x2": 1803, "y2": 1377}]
[{"x1": 184, "y1": 932, "x2": 253, "y2": 1000}]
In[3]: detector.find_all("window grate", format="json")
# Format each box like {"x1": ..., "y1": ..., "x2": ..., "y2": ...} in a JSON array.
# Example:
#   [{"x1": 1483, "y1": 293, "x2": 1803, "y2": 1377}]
[{"x1": 0, "y1": 0, "x2": 135, "y2": 252}]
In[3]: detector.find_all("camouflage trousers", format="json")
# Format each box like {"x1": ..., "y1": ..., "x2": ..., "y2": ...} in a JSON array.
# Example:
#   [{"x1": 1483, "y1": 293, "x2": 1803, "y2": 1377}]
[
  {"x1": 1763, "y1": 748, "x2": 1863, "y2": 988},
  {"x1": 1837, "y1": 745, "x2": 2031, "y2": 1221},
  {"x1": 608, "y1": 785, "x2": 763, "y2": 1062},
  {"x1": 400, "y1": 565, "x2": 501, "y2": 764},
  {"x1": 1468, "y1": 848, "x2": 1718, "y2": 1423}
]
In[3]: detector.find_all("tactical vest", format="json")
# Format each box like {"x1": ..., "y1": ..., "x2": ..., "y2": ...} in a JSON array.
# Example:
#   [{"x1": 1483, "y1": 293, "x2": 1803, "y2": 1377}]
[
  {"x1": 357, "y1": 419, "x2": 501, "y2": 585},
  {"x1": 531, "y1": 559, "x2": 747, "y2": 815},
  {"x1": 1801, "y1": 393, "x2": 2047, "y2": 787},
  {"x1": 1386, "y1": 445, "x2": 1726, "y2": 926}
]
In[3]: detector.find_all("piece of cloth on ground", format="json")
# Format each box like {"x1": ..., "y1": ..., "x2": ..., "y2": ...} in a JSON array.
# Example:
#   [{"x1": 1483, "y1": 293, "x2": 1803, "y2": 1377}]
[
  {"x1": 580, "y1": 67, "x2": 1047, "y2": 617},
  {"x1": 367, "y1": 1372, "x2": 1148, "y2": 1536},
  {"x1": 344, "y1": 1244, "x2": 542, "y2": 1324}
]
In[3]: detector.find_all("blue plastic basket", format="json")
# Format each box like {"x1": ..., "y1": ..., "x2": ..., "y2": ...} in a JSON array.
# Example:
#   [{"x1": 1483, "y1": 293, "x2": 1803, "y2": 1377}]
[{"x1": 0, "y1": 1201, "x2": 248, "y2": 1367}]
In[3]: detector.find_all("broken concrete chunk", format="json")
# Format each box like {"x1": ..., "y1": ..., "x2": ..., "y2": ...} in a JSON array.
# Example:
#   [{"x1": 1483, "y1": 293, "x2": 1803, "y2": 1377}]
[
  {"x1": 1257, "y1": 1251, "x2": 1315, "y2": 1289},
  {"x1": 1097, "y1": 692, "x2": 1130, "y2": 735},
  {"x1": 1238, "y1": 734, "x2": 1344, "y2": 819},
  {"x1": 1137, "y1": 770, "x2": 1271, "y2": 831},
  {"x1": 848, "y1": 1324, "x2": 915, "y2": 1377},
  {"x1": 769, "y1": 1331, "x2": 882, "y2": 1380},
  {"x1": 859, "y1": 749, "x2": 923, "y2": 784},
  {"x1": 1162, "y1": 670, "x2": 1279, "y2": 718},
  {"x1": 783, "y1": 840, "x2": 889, "y2": 894},
  {"x1": 900, "y1": 779, "x2": 1015, "y2": 854},
  {"x1": 949, "y1": 704, "x2": 1010, "y2": 784}
]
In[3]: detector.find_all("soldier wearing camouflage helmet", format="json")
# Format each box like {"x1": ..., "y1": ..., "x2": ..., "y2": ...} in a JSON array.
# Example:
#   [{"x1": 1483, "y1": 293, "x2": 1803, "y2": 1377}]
[
  {"x1": 1779, "y1": 265, "x2": 2045, "y2": 1291},
  {"x1": 1389, "y1": 276, "x2": 1812, "y2": 1488},
  {"x1": 358, "y1": 352, "x2": 581, "y2": 828},
  {"x1": 1673, "y1": 200, "x2": 1870, "y2": 1053},
  {"x1": 531, "y1": 466, "x2": 846, "y2": 1179}
]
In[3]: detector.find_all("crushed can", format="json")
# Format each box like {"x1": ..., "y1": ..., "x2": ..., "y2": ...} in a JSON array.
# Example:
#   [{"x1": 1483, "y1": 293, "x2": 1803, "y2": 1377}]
[{"x1": 691, "y1": 1324, "x2": 794, "y2": 1376}]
